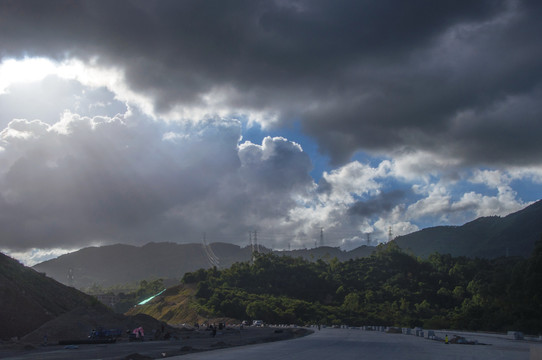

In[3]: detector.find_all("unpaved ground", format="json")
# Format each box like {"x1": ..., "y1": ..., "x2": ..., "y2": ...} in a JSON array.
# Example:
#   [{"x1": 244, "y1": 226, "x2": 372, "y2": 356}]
[
  {"x1": 166, "y1": 328, "x2": 536, "y2": 360},
  {"x1": 0, "y1": 326, "x2": 312, "y2": 360}
]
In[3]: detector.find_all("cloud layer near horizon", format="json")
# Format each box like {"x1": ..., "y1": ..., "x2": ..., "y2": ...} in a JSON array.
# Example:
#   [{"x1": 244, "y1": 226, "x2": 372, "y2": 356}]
[
  {"x1": 0, "y1": 110, "x2": 316, "y2": 249},
  {"x1": 0, "y1": 102, "x2": 535, "y2": 264}
]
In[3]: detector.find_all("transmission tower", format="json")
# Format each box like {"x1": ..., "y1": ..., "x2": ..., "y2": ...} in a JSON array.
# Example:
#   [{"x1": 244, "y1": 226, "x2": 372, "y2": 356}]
[
  {"x1": 250, "y1": 230, "x2": 260, "y2": 262},
  {"x1": 253, "y1": 230, "x2": 260, "y2": 253},
  {"x1": 320, "y1": 227, "x2": 324, "y2": 247},
  {"x1": 67, "y1": 267, "x2": 74, "y2": 287},
  {"x1": 388, "y1": 226, "x2": 393, "y2": 242}
]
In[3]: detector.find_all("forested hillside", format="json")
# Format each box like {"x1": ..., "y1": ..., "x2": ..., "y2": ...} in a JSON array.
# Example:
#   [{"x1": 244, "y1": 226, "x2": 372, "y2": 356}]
[{"x1": 178, "y1": 241, "x2": 542, "y2": 334}]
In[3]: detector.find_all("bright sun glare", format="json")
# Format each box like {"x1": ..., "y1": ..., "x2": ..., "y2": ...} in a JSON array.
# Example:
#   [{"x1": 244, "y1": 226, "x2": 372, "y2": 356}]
[
  {"x1": 0, "y1": 56, "x2": 154, "y2": 117},
  {"x1": 0, "y1": 57, "x2": 59, "y2": 94}
]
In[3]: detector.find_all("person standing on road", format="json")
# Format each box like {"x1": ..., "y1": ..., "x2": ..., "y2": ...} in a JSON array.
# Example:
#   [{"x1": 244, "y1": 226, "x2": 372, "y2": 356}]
[
  {"x1": 445, "y1": 334, "x2": 448, "y2": 344},
  {"x1": 210, "y1": 324, "x2": 216, "y2": 337}
]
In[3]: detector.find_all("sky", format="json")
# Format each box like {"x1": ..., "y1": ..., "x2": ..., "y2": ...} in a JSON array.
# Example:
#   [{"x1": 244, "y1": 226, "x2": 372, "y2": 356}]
[{"x1": 0, "y1": 0, "x2": 541, "y2": 266}]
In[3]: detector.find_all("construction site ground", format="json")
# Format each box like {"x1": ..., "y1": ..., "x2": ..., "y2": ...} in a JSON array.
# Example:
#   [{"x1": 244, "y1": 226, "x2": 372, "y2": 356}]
[{"x1": 0, "y1": 326, "x2": 312, "y2": 360}]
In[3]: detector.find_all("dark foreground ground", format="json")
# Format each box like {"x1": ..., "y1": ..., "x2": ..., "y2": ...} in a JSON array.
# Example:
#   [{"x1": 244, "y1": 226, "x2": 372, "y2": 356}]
[
  {"x1": 168, "y1": 327, "x2": 539, "y2": 360},
  {"x1": 0, "y1": 326, "x2": 312, "y2": 360}
]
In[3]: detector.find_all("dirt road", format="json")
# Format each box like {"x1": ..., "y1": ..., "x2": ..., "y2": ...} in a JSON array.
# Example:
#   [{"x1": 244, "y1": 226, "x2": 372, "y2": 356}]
[{"x1": 0, "y1": 326, "x2": 311, "y2": 360}]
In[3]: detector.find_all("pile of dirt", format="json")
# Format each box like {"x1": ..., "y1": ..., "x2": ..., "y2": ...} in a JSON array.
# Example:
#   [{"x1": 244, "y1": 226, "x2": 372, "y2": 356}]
[
  {"x1": 1, "y1": 326, "x2": 313, "y2": 359},
  {"x1": 0, "y1": 252, "x2": 100, "y2": 340},
  {"x1": 449, "y1": 335, "x2": 479, "y2": 345},
  {"x1": 0, "y1": 252, "x2": 175, "y2": 345},
  {"x1": 21, "y1": 306, "x2": 173, "y2": 344},
  {"x1": 124, "y1": 353, "x2": 153, "y2": 360}
]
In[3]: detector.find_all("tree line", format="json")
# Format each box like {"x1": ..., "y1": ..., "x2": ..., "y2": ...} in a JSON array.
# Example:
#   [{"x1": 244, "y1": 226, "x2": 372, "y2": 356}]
[{"x1": 182, "y1": 239, "x2": 542, "y2": 334}]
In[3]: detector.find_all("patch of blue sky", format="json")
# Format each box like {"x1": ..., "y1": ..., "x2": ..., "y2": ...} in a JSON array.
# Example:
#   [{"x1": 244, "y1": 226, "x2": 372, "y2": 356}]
[
  {"x1": 350, "y1": 175, "x2": 419, "y2": 205},
  {"x1": 443, "y1": 167, "x2": 541, "y2": 205},
  {"x1": 448, "y1": 178, "x2": 499, "y2": 202},
  {"x1": 349, "y1": 150, "x2": 390, "y2": 169},
  {"x1": 510, "y1": 178, "x2": 542, "y2": 203}
]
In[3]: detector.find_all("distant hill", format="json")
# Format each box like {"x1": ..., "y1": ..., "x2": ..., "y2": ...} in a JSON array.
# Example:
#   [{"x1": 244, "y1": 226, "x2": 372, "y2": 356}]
[
  {"x1": 32, "y1": 200, "x2": 542, "y2": 290},
  {"x1": 33, "y1": 243, "x2": 375, "y2": 290},
  {"x1": 394, "y1": 199, "x2": 542, "y2": 258},
  {"x1": 0, "y1": 252, "x2": 102, "y2": 340},
  {"x1": 33, "y1": 242, "x2": 251, "y2": 290}
]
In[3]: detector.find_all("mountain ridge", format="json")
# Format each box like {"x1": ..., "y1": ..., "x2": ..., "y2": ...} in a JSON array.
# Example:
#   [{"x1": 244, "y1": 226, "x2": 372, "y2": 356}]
[
  {"x1": 32, "y1": 199, "x2": 542, "y2": 289},
  {"x1": 393, "y1": 199, "x2": 542, "y2": 258},
  {"x1": 33, "y1": 242, "x2": 374, "y2": 290}
]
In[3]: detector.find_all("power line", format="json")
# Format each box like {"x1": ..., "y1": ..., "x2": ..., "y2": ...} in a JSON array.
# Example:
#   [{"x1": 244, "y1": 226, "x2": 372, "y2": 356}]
[
  {"x1": 194, "y1": 226, "x2": 387, "y2": 251},
  {"x1": 202, "y1": 233, "x2": 220, "y2": 268}
]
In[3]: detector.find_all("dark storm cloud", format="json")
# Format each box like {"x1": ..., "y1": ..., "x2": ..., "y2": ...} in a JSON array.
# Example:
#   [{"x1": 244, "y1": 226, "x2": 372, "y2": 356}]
[
  {"x1": 1, "y1": 0, "x2": 541, "y2": 165},
  {"x1": 0, "y1": 112, "x2": 315, "y2": 250},
  {"x1": 317, "y1": 177, "x2": 332, "y2": 195},
  {"x1": 347, "y1": 190, "x2": 406, "y2": 217}
]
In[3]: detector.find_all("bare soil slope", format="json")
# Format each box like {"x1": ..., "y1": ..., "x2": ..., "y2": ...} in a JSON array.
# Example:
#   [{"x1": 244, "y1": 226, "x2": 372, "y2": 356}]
[
  {"x1": 0, "y1": 252, "x2": 102, "y2": 339},
  {"x1": 0, "y1": 252, "x2": 173, "y2": 345}
]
